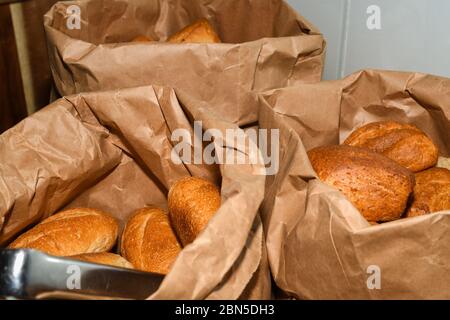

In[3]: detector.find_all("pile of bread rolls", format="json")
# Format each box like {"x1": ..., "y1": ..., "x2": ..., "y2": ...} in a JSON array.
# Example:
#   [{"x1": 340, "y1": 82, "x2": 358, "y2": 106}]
[
  {"x1": 307, "y1": 121, "x2": 450, "y2": 224},
  {"x1": 131, "y1": 19, "x2": 221, "y2": 44},
  {"x1": 8, "y1": 177, "x2": 221, "y2": 274},
  {"x1": 121, "y1": 177, "x2": 220, "y2": 274}
]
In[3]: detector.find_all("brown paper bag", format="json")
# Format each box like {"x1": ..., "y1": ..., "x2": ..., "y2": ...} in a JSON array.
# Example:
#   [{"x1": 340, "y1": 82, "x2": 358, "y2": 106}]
[
  {"x1": 44, "y1": 0, "x2": 325, "y2": 126},
  {"x1": 258, "y1": 69, "x2": 450, "y2": 299},
  {"x1": 0, "y1": 85, "x2": 270, "y2": 299}
]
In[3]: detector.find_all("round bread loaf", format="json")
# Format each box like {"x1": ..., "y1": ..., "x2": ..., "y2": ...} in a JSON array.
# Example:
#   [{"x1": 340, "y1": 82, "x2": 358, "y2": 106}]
[
  {"x1": 406, "y1": 167, "x2": 450, "y2": 217},
  {"x1": 70, "y1": 252, "x2": 134, "y2": 269},
  {"x1": 8, "y1": 208, "x2": 119, "y2": 256},
  {"x1": 168, "y1": 19, "x2": 221, "y2": 43},
  {"x1": 308, "y1": 145, "x2": 415, "y2": 222},
  {"x1": 168, "y1": 177, "x2": 221, "y2": 246},
  {"x1": 120, "y1": 207, "x2": 181, "y2": 275},
  {"x1": 343, "y1": 121, "x2": 438, "y2": 172}
]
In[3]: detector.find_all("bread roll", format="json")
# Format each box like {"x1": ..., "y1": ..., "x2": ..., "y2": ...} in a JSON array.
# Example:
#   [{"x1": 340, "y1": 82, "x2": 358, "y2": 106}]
[
  {"x1": 8, "y1": 208, "x2": 119, "y2": 256},
  {"x1": 168, "y1": 19, "x2": 221, "y2": 44},
  {"x1": 168, "y1": 177, "x2": 221, "y2": 246},
  {"x1": 343, "y1": 121, "x2": 438, "y2": 172},
  {"x1": 132, "y1": 35, "x2": 154, "y2": 42},
  {"x1": 406, "y1": 167, "x2": 450, "y2": 217},
  {"x1": 121, "y1": 207, "x2": 181, "y2": 275},
  {"x1": 308, "y1": 145, "x2": 415, "y2": 222},
  {"x1": 70, "y1": 252, "x2": 134, "y2": 269}
]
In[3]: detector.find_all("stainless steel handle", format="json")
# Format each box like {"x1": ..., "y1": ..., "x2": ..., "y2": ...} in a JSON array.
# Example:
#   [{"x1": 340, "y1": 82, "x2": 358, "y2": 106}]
[{"x1": 0, "y1": 249, "x2": 165, "y2": 300}]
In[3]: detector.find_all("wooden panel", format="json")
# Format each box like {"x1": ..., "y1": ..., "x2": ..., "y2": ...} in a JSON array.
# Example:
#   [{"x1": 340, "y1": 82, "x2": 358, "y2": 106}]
[
  {"x1": 18, "y1": 0, "x2": 59, "y2": 111},
  {"x1": 0, "y1": 4, "x2": 27, "y2": 133}
]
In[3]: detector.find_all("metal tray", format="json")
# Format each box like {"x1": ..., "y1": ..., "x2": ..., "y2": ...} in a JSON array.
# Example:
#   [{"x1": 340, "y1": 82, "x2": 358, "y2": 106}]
[{"x1": 0, "y1": 249, "x2": 164, "y2": 300}]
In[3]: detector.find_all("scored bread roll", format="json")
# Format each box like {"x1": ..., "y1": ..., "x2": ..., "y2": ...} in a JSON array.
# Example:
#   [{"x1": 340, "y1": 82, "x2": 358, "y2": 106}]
[
  {"x1": 168, "y1": 19, "x2": 221, "y2": 43},
  {"x1": 132, "y1": 35, "x2": 154, "y2": 42},
  {"x1": 406, "y1": 167, "x2": 450, "y2": 217},
  {"x1": 8, "y1": 208, "x2": 119, "y2": 256},
  {"x1": 168, "y1": 177, "x2": 221, "y2": 246},
  {"x1": 343, "y1": 121, "x2": 438, "y2": 172},
  {"x1": 121, "y1": 207, "x2": 181, "y2": 275},
  {"x1": 308, "y1": 145, "x2": 415, "y2": 222},
  {"x1": 70, "y1": 252, "x2": 134, "y2": 269}
]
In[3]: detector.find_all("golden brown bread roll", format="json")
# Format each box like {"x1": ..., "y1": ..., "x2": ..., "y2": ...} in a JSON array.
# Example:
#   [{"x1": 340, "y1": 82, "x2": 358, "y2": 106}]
[
  {"x1": 120, "y1": 207, "x2": 181, "y2": 275},
  {"x1": 132, "y1": 35, "x2": 154, "y2": 42},
  {"x1": 168, "y1": 177, "x2": 221, "y2": 246},
  {"x1": 406, "y1": 167, "x2": 450, "y2": 217},
  {"x1": 343, "y1": 121, "x2": 438, "y2": 172},
  {"x1": 308, "y1": 145, "x2": 415, "y2": 222},
  {"x1": 70, "y1": 252, "x2": 134, "y2": 269},
  {"x1": 8, "y1": 208, "x2": 119, "y2": 256},
  {"x1": 168, "y1": 19, "x2": 221, "y2": 44}
]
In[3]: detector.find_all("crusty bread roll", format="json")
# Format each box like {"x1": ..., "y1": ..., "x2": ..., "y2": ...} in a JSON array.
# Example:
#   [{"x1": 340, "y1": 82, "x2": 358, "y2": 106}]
[
  {"x1": 168, "y1": 177, "x2": 221, "y2": 246},
  {"x1": 70, "y1": 252, "x2": 134, "y2": 269},
  {"x1": 308, "y1": 145, "x2": 415, "y2": 222},
  {"x1": 132, "y1": 35, "x2": 154, "y2": 42},
  {"x1": 168, "y1": 19, "x2": 221, "y2": 43},
  {"x1": 8, "y1": 208, "x2": 119, "y2": 256},
  {"x1": 406, "y1": 167, "x2": 450, "y2": 217},
  {"x1": 120, "y1": 207, "x2": 181, "y2": 275},
  {"x1": 343, "y1": 121, "x2": 438, "y2": 172}
]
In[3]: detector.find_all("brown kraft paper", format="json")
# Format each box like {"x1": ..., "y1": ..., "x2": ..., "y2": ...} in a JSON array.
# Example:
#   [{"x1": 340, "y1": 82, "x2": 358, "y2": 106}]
[
  {"x1": 44, "y1": 0, "x2": 325, "y2": 126},
  {"x1": 0, "y1": 85, "x2": 269, "y2": 299},
  {"x1": 258, "y1": 69, "x2": 450, "y2": 299}
]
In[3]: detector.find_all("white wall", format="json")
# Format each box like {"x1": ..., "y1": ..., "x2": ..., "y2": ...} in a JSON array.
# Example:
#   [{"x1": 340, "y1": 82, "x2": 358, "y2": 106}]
[{"x1": 287, "y1": 0, "x2": 450, "y2": 80}]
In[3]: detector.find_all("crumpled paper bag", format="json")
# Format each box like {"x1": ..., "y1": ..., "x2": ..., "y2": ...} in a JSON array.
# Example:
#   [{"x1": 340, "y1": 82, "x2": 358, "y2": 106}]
[
  {"x1": 258, "y1": 69, "x2": 450, "y2": 299},
  {"x1": 44, "y1": 0, "x2": 325, "y2": 126},
  {"x1": 0, "y1": 85, "x2": 269, "y2": 299}
]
